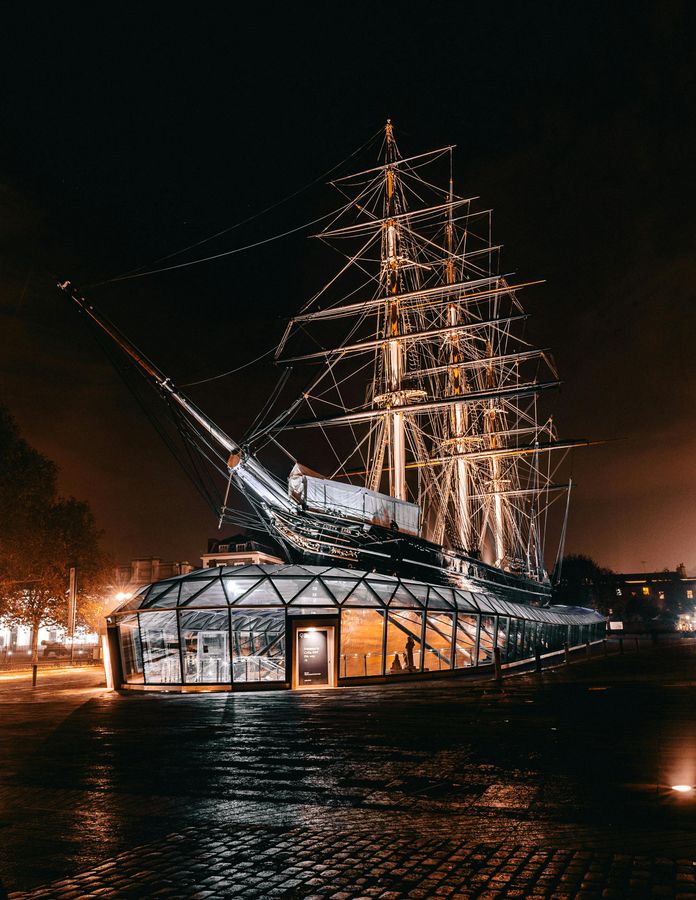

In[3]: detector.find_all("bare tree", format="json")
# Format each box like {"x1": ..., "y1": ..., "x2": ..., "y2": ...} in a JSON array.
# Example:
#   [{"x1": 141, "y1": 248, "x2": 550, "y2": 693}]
[{"x1": 0, "y1": 407, "x2": 104, "y2": 663}]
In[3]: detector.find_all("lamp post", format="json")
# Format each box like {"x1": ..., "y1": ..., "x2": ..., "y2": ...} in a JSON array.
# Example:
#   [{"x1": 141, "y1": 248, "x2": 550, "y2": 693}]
[{"x1": 68, "y1": 567, "x2": 77, "y2": 665}]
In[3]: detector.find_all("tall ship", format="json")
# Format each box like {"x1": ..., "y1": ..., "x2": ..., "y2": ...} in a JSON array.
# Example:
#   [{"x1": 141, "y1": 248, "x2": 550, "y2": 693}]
[{"x1": 61, "y1": 123, "x2": 604, "y2": 691}]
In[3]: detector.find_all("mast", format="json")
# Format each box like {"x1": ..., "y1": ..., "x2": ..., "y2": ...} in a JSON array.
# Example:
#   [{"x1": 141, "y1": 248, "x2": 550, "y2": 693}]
[
  {"x1": 486, "y1": 339, "x2": 507, "y2": 567},
  {"x1": 382, "y1": 119, "x2": 407, "y2": 501},
  {"x1": 260, "y1": 125, "x2": 575, "y2": 580},
  {"x1": 445, "y1": 147, "x2": 472, "y2": 551}
]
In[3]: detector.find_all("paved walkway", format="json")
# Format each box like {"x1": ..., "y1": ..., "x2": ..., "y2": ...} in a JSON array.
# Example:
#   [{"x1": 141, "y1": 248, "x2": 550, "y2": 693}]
[{"x1": 3, "y1": 643, "x2": 696, "y2": 897}]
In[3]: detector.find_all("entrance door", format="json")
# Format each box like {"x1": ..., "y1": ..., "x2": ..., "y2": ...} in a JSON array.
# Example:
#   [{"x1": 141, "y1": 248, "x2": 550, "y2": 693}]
[
  {"x1": 197, "y1": 631, "x2": 229, "y2": 682},
  {"x1": 294, "y1": 626, "x2": 335, "y2": 689}
]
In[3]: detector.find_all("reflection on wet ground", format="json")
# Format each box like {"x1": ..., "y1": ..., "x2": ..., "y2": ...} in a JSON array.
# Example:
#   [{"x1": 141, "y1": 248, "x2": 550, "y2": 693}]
[{"x1": 3, "y1": 641, "x2": 696, "y2": 896}]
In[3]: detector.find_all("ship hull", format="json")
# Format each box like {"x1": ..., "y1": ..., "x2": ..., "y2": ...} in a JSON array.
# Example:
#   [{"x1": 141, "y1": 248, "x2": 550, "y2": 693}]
[{"x1": 262, "y1": 508, "x2": 553, "y2": 606}]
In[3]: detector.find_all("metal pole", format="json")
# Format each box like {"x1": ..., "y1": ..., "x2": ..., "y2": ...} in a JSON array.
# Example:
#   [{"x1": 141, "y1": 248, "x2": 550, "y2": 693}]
[
  {"x1": 493, "y1": 646, "x2": 502, "y2": 683},
  {"x1": 535, "y1": 644, "x2": 542, "y2": 673},
  {"x1": 564, "y1": 641, "x2": 570, "y2": 666},
  {"x1": 68, "y1": 567, "x2": 77, "y2": 665}
]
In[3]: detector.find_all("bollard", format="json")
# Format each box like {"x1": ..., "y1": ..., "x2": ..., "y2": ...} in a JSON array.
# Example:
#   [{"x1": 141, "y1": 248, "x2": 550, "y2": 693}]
[
  {"x1": 31, "y1": 664, "x2": 38, "y2": 687},
  {"x1": 535, "y1": 644, "x2": 542, "y2": 673},
  {"x1": 635, "y1": 636, "x2": 640, "y2": 652},
  {"x1": 586, "y1": 640, "x2": 591, "y2": 660},
  {"x1": 564, "y1": 641, "x2": 570, "y2": 666},
  {"x1": 493, "y1": 646, "x2": 502, "y2": 684},
  {"x1": 619, "y1": 637, "x2": 624, "y2": 654}
]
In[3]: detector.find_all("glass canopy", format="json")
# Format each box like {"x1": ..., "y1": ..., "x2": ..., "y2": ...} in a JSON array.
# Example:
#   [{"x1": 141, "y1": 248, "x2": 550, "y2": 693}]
[{"x1": 109, "y1": 564, "x2": 606, "y2": 689}]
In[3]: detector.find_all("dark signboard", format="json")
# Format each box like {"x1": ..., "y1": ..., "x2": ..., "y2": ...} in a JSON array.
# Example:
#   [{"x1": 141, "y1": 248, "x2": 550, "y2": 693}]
[{"x1": 298, "y1": 629, "x2": 328, "y2": 685}]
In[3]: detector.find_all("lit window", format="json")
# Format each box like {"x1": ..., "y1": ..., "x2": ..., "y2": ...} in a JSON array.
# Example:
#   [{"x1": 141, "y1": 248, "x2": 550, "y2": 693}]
[
  {"x1": 658, "y1": 591, "x2": 665, "y2": 601},
  {"x1": 688, "y1": 590, "x2": 694, "y2": 600},
  {"x1": 642, "y1": 586, "x2": 650, "y2": 596}
]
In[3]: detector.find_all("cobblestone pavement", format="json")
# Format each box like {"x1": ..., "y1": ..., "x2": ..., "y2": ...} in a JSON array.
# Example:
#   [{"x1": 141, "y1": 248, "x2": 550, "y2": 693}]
[{"x1": 3, "y1": 643, "x2": 696, "y2": 897}]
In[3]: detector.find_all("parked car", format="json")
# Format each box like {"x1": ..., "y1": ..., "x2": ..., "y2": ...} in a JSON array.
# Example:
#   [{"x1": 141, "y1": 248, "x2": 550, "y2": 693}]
[{"x1": 42, "y1": 641, "x2": 71, "y2": 658}]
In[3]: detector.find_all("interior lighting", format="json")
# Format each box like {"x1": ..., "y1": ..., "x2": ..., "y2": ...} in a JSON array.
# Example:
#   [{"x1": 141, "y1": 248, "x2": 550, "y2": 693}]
[
  {"x1": 671, "y1": 784, "x2": 694, "y2": 793},
  {"x1": 101, "y1": 634, "x2": 113, "y2": 690}
]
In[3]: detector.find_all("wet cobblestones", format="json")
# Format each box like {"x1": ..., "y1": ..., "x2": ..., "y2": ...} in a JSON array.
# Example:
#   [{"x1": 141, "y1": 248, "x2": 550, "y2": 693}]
[
  {"x1": 11, "y1": 826, "x2": 696, "y2": 898},
  {"x1": 3, "y1": 642, "x2": 696, "y2": 896}
]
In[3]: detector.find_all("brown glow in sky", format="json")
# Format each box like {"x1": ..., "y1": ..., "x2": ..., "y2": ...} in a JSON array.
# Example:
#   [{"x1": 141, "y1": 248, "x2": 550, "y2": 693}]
[{"x1": 1, "y1": 3, "x2": 694, "y2": 573}]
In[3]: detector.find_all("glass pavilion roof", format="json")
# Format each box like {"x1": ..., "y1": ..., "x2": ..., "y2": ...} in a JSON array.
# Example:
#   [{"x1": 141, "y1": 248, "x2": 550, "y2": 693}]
[{"x1": 113, "y1": 564, "x2": 604, "y2": 626}]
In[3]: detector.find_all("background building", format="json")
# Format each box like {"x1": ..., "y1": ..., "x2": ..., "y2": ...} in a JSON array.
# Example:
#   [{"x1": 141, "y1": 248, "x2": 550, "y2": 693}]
[{"x1": 201, "y1": 534, "x2": 283, "y2": 569}]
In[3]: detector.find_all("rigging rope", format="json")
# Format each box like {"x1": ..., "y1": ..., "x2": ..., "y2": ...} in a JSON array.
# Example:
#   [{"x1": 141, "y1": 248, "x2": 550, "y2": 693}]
[
  {"x1": 86, "y1": 129, "x2": 383, "y2": 288},
  {"x1": 90, "y1": 210, "x2": 341, "y2": 284},
  {"x1": 181, "y1": 345, "x2": 278, "y2": 387}
]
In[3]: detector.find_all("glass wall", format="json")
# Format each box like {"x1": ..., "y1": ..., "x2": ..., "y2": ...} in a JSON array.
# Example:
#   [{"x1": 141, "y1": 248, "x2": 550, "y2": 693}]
[
  {"x1": 478, "y1": 615, "x2": 496, "y2": 664},
  {"x1": 180, "y1": 610, "x2": 230, "y2": 684},
  {"x1": 496, "y1": 617, "x2": 508, "y2": 662},
  {"x1": 455, "y1": 614, "x2": 478, "y2": 667},
  {"x1": 506, "y1": 618, "x2": 520, "y2": 661},
  {"x1": 231, "y1": 610, "x2": 285, "y2": 682},
  {"x1": 140, "y1": 611, "x2": 181, "y2": 683},
  {"x1": 340, "y1": 608, "x2": 385, "y2": 677},
  {"x1": 113, "y1": 565, "x2": 606, "y2": 688},
  {"x1": 423, "y1": 612, "x2": 454, "y2": 671},
  {"x1": 119, "y1": 615, "x2": 143, "y2": 683},
  {"x1": 386, "y1": 609, "x2": 423, "y2": 674}
]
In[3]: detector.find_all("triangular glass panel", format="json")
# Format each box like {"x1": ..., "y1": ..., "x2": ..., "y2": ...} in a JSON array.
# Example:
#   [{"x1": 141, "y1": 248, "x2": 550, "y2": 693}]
[
  {"x1": 487, "y1": 597, "x2": 506, "y2": 615},
  {"x1": 270, "y1": 577, "x2": 312, "y2": 602},
  {"x1": 342, "y1": 582, "x2": 383, "y2": 607},
  {"x1": 239, "y1": 565, "x2": 266, "y2": 577},
  {"x1": 367, "y1": 580, "x2": 398, "y2": 603},
  {"x1": 184, "y1": 578, "x2": 228, "y2": 607},
  {"x1": 144, "y1": 581, "x2": 176, "y2": 603},
  {"x1": 274, "y1": 564, "x2": 314, "y2": 577},
  {"x1": 322, "y1": 578, "x2": 360, "y2": 603},
  {"x1": 426, "y1": 589, "x2": 451, "y2": 610},
  {"x1": 221, "y1": 564, "x2": 255, "y2": 576},
  {"x1": 389, "y1": 585, "x2": 422, "y2": 608},
  {"x1": 234, "y1": 578, "x2": 283, "y2": 606},
  {"x1": 223, "y1": 576, "x2": 262, "y2": 603},
  {"x1": 123, "y1": 585, "x2": 155, "y2": 610},
  {"x1": 454, "y1": 590, "x2": 476, "y2": 611},
  {"x1": 289, "y1": 578, "x2": 337, "y2": 606},
  {"x1": 322, "y1": 566, "x2": 358, "y2": 578},
  {"x1": 402, "y1": 582, "x2": 429, "y2": 605},
  {"x1": 431, "y1": 587, "x2": 456, "y2": 608},
  {"x1": 179, "y1": 578, "x2": 217, "y2": 605},
  {"x1": 475, "y1": 592, "x2": 496, "y2": 612}
]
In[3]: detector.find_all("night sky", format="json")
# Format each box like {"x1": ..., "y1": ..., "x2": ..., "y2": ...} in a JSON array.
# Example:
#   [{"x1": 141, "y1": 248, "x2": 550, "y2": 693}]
[{"x1": 1, "y1": 3, "x2": 694, "y2": 573}]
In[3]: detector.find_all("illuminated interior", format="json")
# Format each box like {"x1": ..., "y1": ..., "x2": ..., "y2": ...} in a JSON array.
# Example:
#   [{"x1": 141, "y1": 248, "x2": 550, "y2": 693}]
[{"x1": 107, "y1": 564, "x2": 606, "y2": 690}]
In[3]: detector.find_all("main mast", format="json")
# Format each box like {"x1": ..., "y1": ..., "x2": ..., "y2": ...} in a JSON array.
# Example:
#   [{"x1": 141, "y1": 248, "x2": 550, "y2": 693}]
[
  {"x1": 444, "y1": 151, "x2": 473, "y2": 552},
  {"x1": 382, "y1": 120, "x2": 407, "y2": 501}
]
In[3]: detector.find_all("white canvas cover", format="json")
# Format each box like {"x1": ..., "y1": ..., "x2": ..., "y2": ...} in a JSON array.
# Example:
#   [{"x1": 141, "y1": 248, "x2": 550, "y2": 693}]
[{"x1": 288, "y1": 463, "x2": 421, "y2": 536}]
